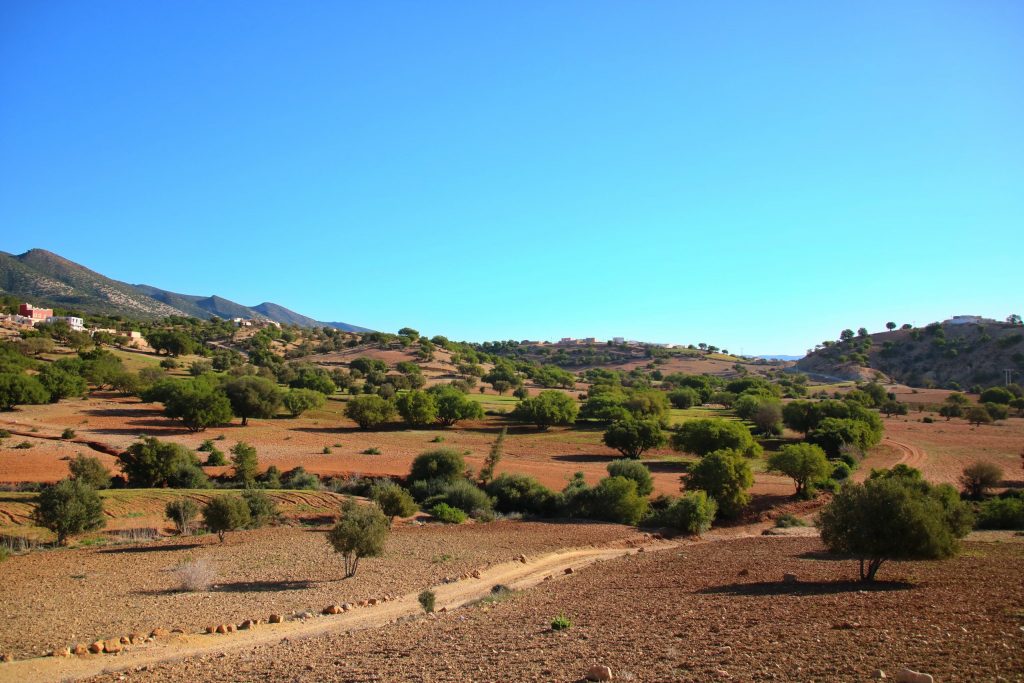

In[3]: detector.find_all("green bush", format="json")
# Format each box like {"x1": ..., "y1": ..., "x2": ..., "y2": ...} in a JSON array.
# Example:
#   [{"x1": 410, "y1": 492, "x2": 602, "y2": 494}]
[
  {"x1": 670, "y1": 418, "x2": 762, "y2": 458},
  {"x1": 580, "y1": 476, "x2": 648, "y2": 525},
  {"x1": 602, "y1": 418, "x2": 666, "y2": 459},
  {"x1": 831, "y1": 461, "x2": 853, "y2": 480},
  {"x1": 409, "y1": 448, "x2": 466, "y2": 484},
  {"x1": 165, "y1": 498, "x2": 199, "y2": 534},
  {"x1": 33, "y1": 479, "x2": 105, "y2": 545},
  {"x1": 655, "y1": 491, "x2": 716, "y2": 535},
  {"x1": 68, "y1": 454, "x2": 112, "y2": 489},
  {"x1": 766, "y1": 443, "x2": 831, "y2": 498},
  {"x1": 683, "y1": 449, "x2": 754, "y2": 519},
  {"x1": 428, "y1": 479, "x2": 493, "y2": 517},
  {"x1": 344, "y1": 394, "x2": 396, "y2": 429},
  {"x1": 606, "y1": 459, "x2": 654, "y2": 496},
  {"x1": 430, "y1": 502, "x2": 468, "y2": 524},
  {"x1": 119, "y1": 437, "x2": 209, "y2": 488},
  {"x1": 550, "y1": 615, "x2": 572, "y2": 631},
  {"x1": 485, "y1": 473, "x2": 561, "y2": 517},
  {"x1": 61, "y1": 428, "x2": 76, "y2": 439},
  {"x1": 512, "y1": 390, "x2": 579, "y2": 429},
  {"x1": 370, "y1": 481, "x2": 418, "y2": 522},
  {"x1": 204, "y1": 446, "x2": 226, "y2": 466},
  {"x1": 202, "y1": 495, "x2": 251, "y2": 542},
  {"x1": 774, "y1": 513, "x2": 809, "y2": 528},
  {"x1": 362, "y1": 447, "x2": 382, "y2": 455},
  {"x1": 976, "y1": 497, "x2": 1024, "y2": 530},
  {"x1": 242, "y1": 489, "x2": 279, "y2": 527},
  {"x1": 283, "y1": 388, "x2": 326, "y2": 417},
  {"x1": 418, "y1": 589, "x2": 436, "y2": 614},
  {"x1": 327, "y1": 498, "x2": 390, "y2": 577}
]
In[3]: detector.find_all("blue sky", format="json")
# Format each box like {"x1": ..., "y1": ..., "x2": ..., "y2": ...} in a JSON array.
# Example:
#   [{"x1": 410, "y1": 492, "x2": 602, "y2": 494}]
[{"x1": 2, "y1": 2, "x2": 1021, "y2": 354}]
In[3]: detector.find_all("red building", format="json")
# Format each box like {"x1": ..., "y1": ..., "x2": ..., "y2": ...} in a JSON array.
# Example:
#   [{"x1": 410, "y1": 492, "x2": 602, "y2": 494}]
[{"x1": 19, "y1": 303, "x2": 53, "y2": 321}]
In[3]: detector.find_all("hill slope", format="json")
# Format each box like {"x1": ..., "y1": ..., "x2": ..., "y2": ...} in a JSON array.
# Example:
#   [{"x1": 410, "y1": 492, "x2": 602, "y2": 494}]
[
  {"x1": 0, "y1": 248, "x2": 369, "y2": 330},
  {"x1": 796, "y1": 320, "x2": 1024, "y2": 388}
]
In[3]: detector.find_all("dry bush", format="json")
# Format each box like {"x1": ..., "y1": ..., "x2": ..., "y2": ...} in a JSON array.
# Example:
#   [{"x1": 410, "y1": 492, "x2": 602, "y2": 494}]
[{"x1": 171, "y1": 558, "x2": 216, "y2": 592}]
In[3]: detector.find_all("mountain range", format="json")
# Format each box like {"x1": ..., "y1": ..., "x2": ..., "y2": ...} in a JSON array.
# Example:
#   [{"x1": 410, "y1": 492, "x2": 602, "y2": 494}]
[{"x1": 0, "y1": 248, "x2": 370, "y2": 331}]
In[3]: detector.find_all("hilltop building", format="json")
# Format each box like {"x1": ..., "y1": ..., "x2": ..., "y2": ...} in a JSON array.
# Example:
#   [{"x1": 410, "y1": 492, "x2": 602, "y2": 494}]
[
  {"x1": 46, "y1": 316, "x2": 84, "y2": 331},
  {"x1": 945, "y1": 315, "x2": 997, "y2": 326}
]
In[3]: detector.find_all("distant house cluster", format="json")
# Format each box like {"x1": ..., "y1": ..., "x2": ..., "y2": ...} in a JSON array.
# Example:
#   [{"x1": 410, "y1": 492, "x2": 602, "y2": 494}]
[
  {"x1": 1, "y1": 303, "x2": 85, "y2": 331},
  {"x1": 231, "y1": 317, "x2": 281, "y2": 329},
  {"x1": 944, "y1": 314, "x2": 998, "y2": 326},
  {"x1": 549, "y1": 336, "x2": 678, "y2": 349}
]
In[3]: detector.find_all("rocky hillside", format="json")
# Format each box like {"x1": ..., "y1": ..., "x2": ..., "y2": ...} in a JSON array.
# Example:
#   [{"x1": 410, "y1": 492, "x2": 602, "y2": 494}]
[
  {"x1": 0, "y1": 248, "x2": 369, "y2": 330},
  {"x1": 796, "y1": 320, "x2": 1024, "y2": 388}
]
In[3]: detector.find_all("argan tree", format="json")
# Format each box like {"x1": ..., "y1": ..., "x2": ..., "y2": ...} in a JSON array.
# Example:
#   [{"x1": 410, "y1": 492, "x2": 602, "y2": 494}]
[
  {"x1": 33, "y1": 479, "x2": 105, "y2": 545},
  {"x1": 767, "y1": 443, "x2": 831, "y2": 498},
  {"x1": 327, "y1": 498, "x2": 390, "y2": 577},
  {"x1": 202, "y1": 495, "x2": 251, "y2": 542}
]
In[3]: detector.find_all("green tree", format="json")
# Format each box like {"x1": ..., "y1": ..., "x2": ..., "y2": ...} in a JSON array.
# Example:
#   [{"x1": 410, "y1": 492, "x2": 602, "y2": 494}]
[
  {"x1": 165, "y1": 498, "x2": 199, "y2": 534},
  {"x1": 428, "y1": 385, "x2": 484, "y2": 426},
  {"x1": 581, "y1": 476, "x2": 648, "y2": 525},
  {"x1": 345, "y1": 394, "x2": 396, "y2": 429},
  {"x1": 656, "y1": 491, "x2": 717, "y2": 535},
  {"x1": 0, "y1": 372, "x2": 50, "y2": 410},
  {"x1": 395, "y1": 389, "x2": 438, "y2": 426},
  {"x1": 670, "y1": 418, "x2": 762, "y2": 458},
  {"x1": 242, "y1": 489, "x2": 279, "y2": 526},
  {"x1": 370, "y1": 481, "x2": 418, "y2": 523},
  {"x1": 752, "y1": 401, "x2": 783, "y2": 435},
  {"x1": 966, "y1": 405, "x2": 993, "y2": 427},
  {"x1": 202, "y1": 495, "x2": 251, "y2": 542},
  {"x1": 230, "y1": 442, "x2": 259, "y2": 487},
  {"x1": 818, "y1": 477, "x2": 972, "y2": 581},
  {"x1": 683, "y1": 449, "x2": 754, "y2": 519},
  {"x1": 959, "y1": 461, "x2": 1003, "y2": 499},
  {"x1": 602, "y1": 418, "x2": 666, "y2": 459},
  {"x1": 163, "y1": 377, "x2": 233, "y2": 432},
  {"x1": 668, "y1": 387, "x2": 700, "y2": 409},
  {"x1": 118, "y1": 437, "x2": 209, "y2": 488},
  {"x1": 37, "y1": 365, "x2": 87, "y2": 402},
  {"x1": 68, "y1": 454, "x2": 111, "y2": 489},
  {"x1": 606, "y1": 458, "x2": 654, "y2": 496},
  {"x1": 979, "y1": 387, "x2": 1013, "y2": 405},
  {"x1": 807, "y1": 417, "x2": 878, "y2": 458},
  {"x1": 224, "y1": 376, "x2": 284, "y2": 426},
  {"x1": 767, "y1": 443, "x2": 831, "y2": 498},
  {"x1": 512, "y1": 390, "x2": 579, "y2": 429},
  {"x1": 886, "y1": 322, "x2": 897, "y2": 331},
  {"x1": 33, "y1": 479, "x2": 105, "y2": 545},
  {"x1": 327, "y1": 498, "x2": 390, "y2": 577},
  {"x1": 282, "y1": 388, "x2": 326, "y2": 417}
]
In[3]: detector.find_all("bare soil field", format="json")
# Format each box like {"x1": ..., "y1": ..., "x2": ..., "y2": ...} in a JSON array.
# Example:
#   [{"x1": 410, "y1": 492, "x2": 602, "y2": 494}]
[
  {"x1": 0, "y1": 520, "x2": 641, "y2": 660},
  {"x1": 76, "y1": 533, "x2": 1024, "y2": 683}
]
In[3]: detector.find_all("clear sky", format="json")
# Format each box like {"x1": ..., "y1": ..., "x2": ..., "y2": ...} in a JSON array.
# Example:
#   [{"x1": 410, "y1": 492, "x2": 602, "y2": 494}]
[{"x1": 2, "y1": 2, "x2": 1022, "y2": 355}]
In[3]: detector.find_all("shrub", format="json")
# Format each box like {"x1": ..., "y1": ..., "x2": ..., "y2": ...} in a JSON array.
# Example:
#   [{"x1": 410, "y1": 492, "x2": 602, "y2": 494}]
[
  {"x1": 159, "y1": 358, "x2": 179, "y2": 369},
  {"x1": 61, "y1": 427, "x2": 76, "y2": 439},
  {"x1": 202, "y1": 495, "x2": 251, "y2": 542},
  {"x1": 959, "y1": 461, "x2": 1003, "y2": 499},
  {"x1": 486, "y1": 473, "x2": 561, "y2": 517},
  {"x1": 327, "y1": 498, "x2": 390, "y2": 577},
  {"x1": 818, "y1": 477, "x2": 972, "y2": 581},
  {"x1": 979, "y1": 387, "x2": 1013, "y2": 405},
  {"x1": 33, "y1": 479, "x2": 105, "y2": 545},
  {"x1": 362, "y1": 447, "x2": 381, "y2": 455},
  {"x1": 409, "y1": 448, "x2": 466, "y2": 484},
  {"x1": 370, "y1": 481, "x2": 419, "y2": 522},
  {"x1": 0, "y1": 372, "x2": 50, "y2": 410},
  {"x1": 767, "y1": 443, "x2": 831, "y2": 498},
  {"x1": 430, "y1": 502, "x2": 467, "y2": 524},
  {"x1": 550, "y1": 615, "x2": 572, "y2": 631},
  {"x1": 345, "y1": 394, "x2": 396, "y2": 429},
  {"x1": 13, "y1": 440, "x2": 32, "y2": 449},
  {"x1": 774, "y1": 513, "x2": 809, "y2": 528},
  {"x1": 667, "y1": 387, "x2": 700, "y2": 409},
  {"x1": 606, "y1": 459, "x2": 654, "y2": 496},
  {"x1": 984, "y1": 402, "x2": 1009, "y2": 421},
  {"x1": 67, "y1": 454, "x2": 112, "y2": 489},
  {"x1": 831, "y1": 461, "x2": 853, "y2": 480},
  {"x1": 162, "y1": 377, "x2": 233, "y2": 432},
  {"x1": 165, "y1": 498, "x2": 199, "y2": 534},
  {"x1": 683, "y1": 449, "x2": 754, "y2": 519},
  {"x1": 418, "y1": 589, "x2": 436, "y2": 614},
  {"x1": 581, "y1": 476, "x2": 648, "y2": 525},
  {"x1": 966, "y1": 406, "x2": 993, "y2": 427},
  {"x1": 655, "y1": 491, "x2": 717, "y2": 535},
  {"x1": 395, "y1": 390, "x2": 438, "y2": 426},
  {"x1": 428, "y1": 385, "x2": 485, "y2": 426},
  {"x1": 0, "y1": 429, "x2": 10, "y2": 439},
  {"x1": 230, "y1": 441, "x2": 260, "y2": 487},
  {"x1": 204, "y1": 446, "x2": 226, "y2": 466},
  {"x1": 602, "y1": 418, "x2": 666, "y2": 459},
  {"x1": 670, "y1": 418, "x2": 762, "y2": 458},
  {"x1": 807, "y1": 418, "x2": 878, "y2": 458},
  {"x1": 429, "y1": 479, "x2": 493, "y2": 517},
  {"x1": 922, "y1": 416, "x2": 935, "y2": 424},
  {"x1": 242, "y1": 489, "x2": 279, "y2": 527},
  {"x1": 171, "y1": 558, "x2": 216, "y2": 592},
  {"x1": 281, "y1": 467, "x2": 320, "y2": 490},
  {"x1": 976, "y1": 497, "x2": 1024, "y2": 530}
]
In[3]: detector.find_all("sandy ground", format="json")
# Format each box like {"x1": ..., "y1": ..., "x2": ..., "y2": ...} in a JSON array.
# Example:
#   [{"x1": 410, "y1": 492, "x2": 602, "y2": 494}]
[
  {"x1": 0, "y1": 520, "x2": 641, "y2": 660},
  {"x1": 52, "y1": 532, "x2": 1024, "y2": 683}
]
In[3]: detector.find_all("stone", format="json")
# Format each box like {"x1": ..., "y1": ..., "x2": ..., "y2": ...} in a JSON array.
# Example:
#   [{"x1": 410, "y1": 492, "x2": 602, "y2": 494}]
[
  {"x1": 341, "y1": 603, "x2": 353, "y2": 611},
  {"x1": 205, "y1": 626, "x2": 217, "y2": 634},
  {"x1": 895, "y1": 669, "x2": 933, "y2": 683},
  {"x1": 150, "y1": 628, "x2": 169, "y2": 638},
  {"x1": 297, "y1": 612, "x2": 313, "y2": 620},
  {"x1": 358, "y1": 600, "x2": 369, "y2": 607},
  {"x1": 225, "y1": 623, "x2": 237, "y2": 633},
  {"x1": 268, "y1": 614, "x2": 283, "y2": 624},
  {"x1": 783, "y1": 573, "x2": 798, "y2": 584},
  {"x1": 72, "y1": 644, "x2": 88, "y2": 656},
  {"x1": 239, "y1": 620, "x2": 258, "y2": 630},
  {"x1": 873, "y1": 671, "x2": 887, "y2": 679},
  {"x1": 171, "y1": 628, "x2": 185, "y2": 634},
  {"x1": 737, "y1": 568, "x2": 750, "y2": 577},
  {"x1": 52, "y1": 647, "x2": 71, "y2": 657},
  {"x1": 0, "y1": 654, "x2": 13, "y2": 663},
  {"x1": 368, "y1": 598, "x2": 378, "y2": 606},
  {"x1": 89, "y1": 641, "x2": 104, "y2": 654},
  {"x1": 323, "y1": 605, "x2": 342, "y2": 615},
  {"x1": 215, "y1": 625, "x2": 228, "y2": 634},
  {"x1": 130, "y1": 633, "x2": 146, "y2": 645},
  {"x1": 564, "y1": 567, "x2": 574, "y2": 575},
  {"x1": 120, "y1": 636, "x2": 131, "y2": 645},
  {"x1": 103, "y1": 639, "x2": 122, "y2": 654},
  {"x1": 516, "y1": 554, "x2": 527, "y2": 563},
  {"x1": 471, "y1": 569, "x2": 482, "y2": 579},
  {"x1": 585, "y1": 665, "x2": 613, "y2": 681}
]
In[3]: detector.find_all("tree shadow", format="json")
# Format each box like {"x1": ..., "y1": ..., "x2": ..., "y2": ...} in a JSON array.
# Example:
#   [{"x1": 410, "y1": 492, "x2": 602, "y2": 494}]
[
  {"x1": 697, "y1": 579, "x2": 913, "y2": 596},
  {"x1": 84, "y1": 407, "x2": 164, "y2": 419},
  {"x1": 98, "y1": 543, "x2": 201, "y2": 554},
  {"x1": 551, "y1": 453, "x2": 617, "y2": 464},
  {"x1": 212, "y1": 579, "x2": 316, "y2": 593}
]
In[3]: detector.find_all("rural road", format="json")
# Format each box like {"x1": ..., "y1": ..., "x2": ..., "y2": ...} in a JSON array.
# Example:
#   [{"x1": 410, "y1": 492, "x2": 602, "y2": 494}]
[
  {"x1": 0, "y1": 541, "x2": 672, "y2": 683},
  {"x1": 881, "y1": 436, "x2": 928, "y2": 470}
]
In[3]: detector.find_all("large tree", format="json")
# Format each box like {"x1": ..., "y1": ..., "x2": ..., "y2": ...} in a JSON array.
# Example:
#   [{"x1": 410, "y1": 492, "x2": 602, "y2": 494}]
[
  {"x1": 602, "y1": 418, "x2": 666, "y2": 459},
  {"x1": 429, "y1": 385, "x2": 484, "y2": 426},
  {"x1": 767, "y1": 443, "x2": 831, "y2": 497},
  {"x1": 344, "y1": 394, "x2": 396, "y2": 429},
  {"x1": 327, "y1": 498, "x2": 390, "y2": 577},
  {"x1": 33, "y1": 479, "x2": 105, "y2": 545},
  {"x1": 163, "y1": 377, "x2": 233, "y2": 432},
  {"x1": 118, "y1": 437, "x2": 209, "y2": 488},
  {"x1": 0, "y1": 372, "x2": 50, "y2": 410},
  {"x1": 683, "y1": 448, "x2": 754, "y2": 519},
  {"x1": 224, "y1": 376, "x2": 284, "y2": 426},
  {"x1": 512, "y1": 390, "x2": 578, "y2": 429},
  {"x1": 395, "y1": 389, "x2": 438, "y2": 427},
  {"x1": 670, "y1": 418, "x2": 761, "y2": 458}
]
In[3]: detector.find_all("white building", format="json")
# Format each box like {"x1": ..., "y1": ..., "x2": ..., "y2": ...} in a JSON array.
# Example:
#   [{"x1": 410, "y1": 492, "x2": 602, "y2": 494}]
[
  {"x1": 612, "y1": 337, "x2": 625, "y2": 344},
  {"x1": 45, "y1": 316, "x2": 84, "y2": 331},
  {"x1": 945, "y1": 315, "x2": 994, "y2": 326}
]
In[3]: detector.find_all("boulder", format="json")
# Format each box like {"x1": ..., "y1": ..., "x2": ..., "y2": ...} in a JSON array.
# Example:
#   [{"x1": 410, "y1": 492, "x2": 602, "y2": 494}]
[
  {"x1": 737, "y1": 568, "x2": 750, "y2": 577},
  {"x1": 323, "y1": 605, "x2": 342, "y2": 615},
  {"x1": 52, "y1": 647, "x2": 71, "y2": 658},
  {"x1": 89, "y1": 641, "x2": 104, "y2": 654},
  {"x1": 150, "y1": 628, "x2": 170, "y2": 638},
  {"x1": 72, "y1": 643, "x2": 88, "y2": 656},
  {"x1": 783, "y1": 573, "x2": 798, "y2": 584},
  {"x1": 215, "y1": 625, "x2": 228, "y2": 634},
  {"x1": 103, "y1": 639, "x2": 122, "y2": 654},
  {"x1": 368, "y1": 598, "x2": 378, "y2": 606},
  {"x1": 130, "y1": 633, "x2": 146, "y2": 645},
  {"x1": 585, "y1": 664, "x2": 613, "y2": 681},
  {"x1": 268, "y1": 614, "x2": 283, "y2": 624},
  {"x1": 564, "y1": 567, "x2": 574, "y2": 575},
  {"x1": 239, "y1": 620, "x2": 258, "y2": 630},
  {"x1": 225, "y1": 623, "x2": 237, "y2": 633},
  {"x1": 873, "y1": 671, "x2": 887, "y2": 679},
  {"x1": 895, "y1": 669, "x2": 933, "y2": 683},
  {"x1": 471, "y1": 569, "x2": 482, "y2": 579},
  {"x1": 516, "y1": 554, "x2": 527, "y2": 563},
  {"x1": 341, "y1": 603, "x2": 353, "y2": 612},
  {"x1": 205, "y1": 626, "x2": 217, "y2": 634},
  {"x1": 119, "y1": 636, "x2": 131, "y2": 645}
]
